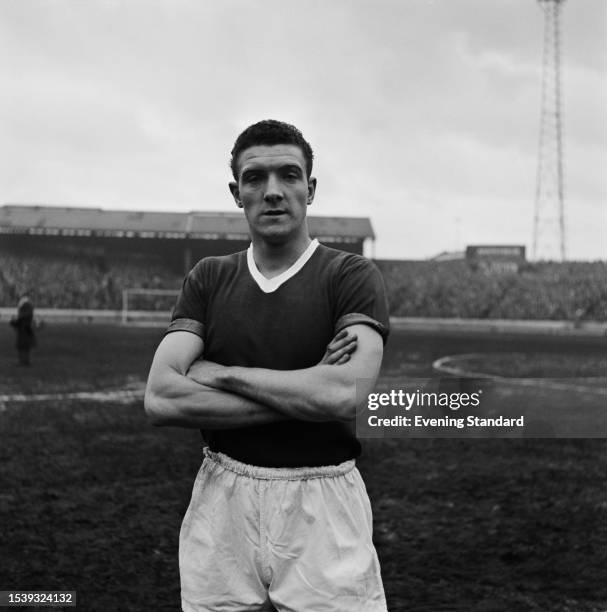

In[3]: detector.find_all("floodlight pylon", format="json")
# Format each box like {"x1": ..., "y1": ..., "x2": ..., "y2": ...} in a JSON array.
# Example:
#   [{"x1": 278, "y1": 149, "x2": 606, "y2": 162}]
[{"x1": 533, "y1": 0, "x2": 566, "y2": 261}]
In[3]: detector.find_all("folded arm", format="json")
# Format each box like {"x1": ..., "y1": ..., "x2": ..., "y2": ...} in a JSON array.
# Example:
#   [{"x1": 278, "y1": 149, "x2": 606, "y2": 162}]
[
  {"x1": 144, "y1": 331, "x2": 288, "y2": 428},
  {"x1": 188, "y1": 324, "x2": 383, "y2": 422},
  {"x1": 144, "y1": 328, "x2": 360, "y2": 428}
]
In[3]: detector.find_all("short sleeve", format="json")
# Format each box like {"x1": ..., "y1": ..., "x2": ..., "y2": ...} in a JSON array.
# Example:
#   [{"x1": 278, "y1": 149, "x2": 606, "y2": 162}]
[
  {"x1": 333, "y1": 256, "x2": 390, "y2": 344},
  {"x1": 165, "y1": 261, "x2": 207, "y2": 339}
]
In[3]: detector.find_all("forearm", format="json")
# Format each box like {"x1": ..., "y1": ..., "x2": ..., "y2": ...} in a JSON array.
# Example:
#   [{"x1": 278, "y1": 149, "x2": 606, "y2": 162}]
[
  {"x1": 183, "y1": 325, "x2": 382, "y2": 423},
  {"x1": 212, "y1": 365, "x2": 355, "y2": 422},
  {"x1": 144, "y1": 369, "x2": 289, "y2": 429}
]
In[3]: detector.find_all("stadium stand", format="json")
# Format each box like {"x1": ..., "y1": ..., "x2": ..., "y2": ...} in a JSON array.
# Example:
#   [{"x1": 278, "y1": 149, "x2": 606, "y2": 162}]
[
  {"x1": 0, "y1": 204, "x2": 375, "y2": 312},
  {"x1": 374, "y1": 259, "x2": 607, "y2": 321},
  {"x1": 2, "y1": 247, "x2": 606, "y2": 321},
  {"x1": 2, "y1": 205, "x2": 606, "y2": 321},
  {"x1": 0, "y1": 249, "x2": 181, "y2": 310}
]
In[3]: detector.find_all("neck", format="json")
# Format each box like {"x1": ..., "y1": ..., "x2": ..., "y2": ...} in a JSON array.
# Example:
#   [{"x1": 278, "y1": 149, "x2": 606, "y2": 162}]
[{"x1": 251, "y1": 233, "x2": 312, "y2": 276}]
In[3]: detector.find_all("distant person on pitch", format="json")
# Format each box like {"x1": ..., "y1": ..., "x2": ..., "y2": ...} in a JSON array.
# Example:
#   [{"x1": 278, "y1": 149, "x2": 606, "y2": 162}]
[
  {"x1": 10, "y1": 295, "x2": 36, "y2": 366},
  {"x1": 145, "y1": 119, "x2": 390, "y2": 612}
]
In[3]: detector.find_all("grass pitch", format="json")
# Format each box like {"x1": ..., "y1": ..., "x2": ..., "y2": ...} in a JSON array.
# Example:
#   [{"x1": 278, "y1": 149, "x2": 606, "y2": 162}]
[{"x1": 1, "y1": 324, "x2": 606, "y2": 611}]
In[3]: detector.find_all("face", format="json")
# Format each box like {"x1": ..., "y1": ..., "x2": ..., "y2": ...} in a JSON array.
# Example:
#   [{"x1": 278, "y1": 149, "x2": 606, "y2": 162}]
[{"x1": 229, "y1": 144, "x2": 316, "y2": 246}]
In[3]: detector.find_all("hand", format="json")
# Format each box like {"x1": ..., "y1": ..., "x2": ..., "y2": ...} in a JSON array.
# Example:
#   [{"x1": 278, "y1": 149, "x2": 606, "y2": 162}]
[
  {"x1": 187, "y1": 359, "x2": 226, "y2": 388},
  {"x1": 320, "y1": 329, "x2": 358, "y2": 366}
]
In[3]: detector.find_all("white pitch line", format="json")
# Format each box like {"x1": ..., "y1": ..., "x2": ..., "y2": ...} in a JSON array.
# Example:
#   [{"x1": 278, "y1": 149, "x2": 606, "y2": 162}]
[
  {"x1": 432, "y1": 353, "x2": 607, "y2": 396},
  {"x1": 0, "y1": 388, "x2": 144, "y2": 406}
]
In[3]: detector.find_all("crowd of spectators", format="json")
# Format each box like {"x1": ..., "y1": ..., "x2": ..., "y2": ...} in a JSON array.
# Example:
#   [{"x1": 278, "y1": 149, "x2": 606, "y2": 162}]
[
  {"x1": 374, "y1": 259, "x2": 607, "y2": 321},
  {"x1": 0, "y1": 249, "x2": 182, "y2": 310},
  {"x1": 1, "y1": 248, "x2": 606, "y2": 321}
]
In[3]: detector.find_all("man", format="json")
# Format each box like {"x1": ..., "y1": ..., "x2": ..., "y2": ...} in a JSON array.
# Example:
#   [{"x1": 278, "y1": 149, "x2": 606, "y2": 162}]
[
  {"x1": 10, "y1": 295, "x2": 36, "y2": 366},
  {"x1": 145, "y1": 119, "x2": 390, "y2": 611}
]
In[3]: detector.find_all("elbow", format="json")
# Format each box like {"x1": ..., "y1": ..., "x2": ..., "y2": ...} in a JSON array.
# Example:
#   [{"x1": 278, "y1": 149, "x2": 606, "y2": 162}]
[
  {"x1": 333, "y1": 393, "x2": 359, "y2": 422},
  {"x1": 144, "y1": 388, "x2": 171, "y2": 426},
  {"x1": 317, "y1": 383, "x2": 358, "y2": 422}
]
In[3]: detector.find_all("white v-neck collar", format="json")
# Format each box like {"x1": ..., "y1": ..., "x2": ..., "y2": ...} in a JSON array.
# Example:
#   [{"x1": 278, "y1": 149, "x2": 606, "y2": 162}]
[{"x1": 247, "y1": 239, "x2": 319, "y2": 294}]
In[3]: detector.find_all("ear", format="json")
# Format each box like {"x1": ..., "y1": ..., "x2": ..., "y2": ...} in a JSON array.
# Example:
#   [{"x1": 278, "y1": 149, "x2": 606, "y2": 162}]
[
  {"x1": 307, "y1": 177, "x2": 317, "y2": 206},
  {"x1": 229, "y1": 181, "x2": 243, "y2": 208}
]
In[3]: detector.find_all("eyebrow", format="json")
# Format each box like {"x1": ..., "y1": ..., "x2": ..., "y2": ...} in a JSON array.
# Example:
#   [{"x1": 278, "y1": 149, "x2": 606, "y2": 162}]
[{"x1": 241, "y1": 163, "x2": 304, "y2": 177}]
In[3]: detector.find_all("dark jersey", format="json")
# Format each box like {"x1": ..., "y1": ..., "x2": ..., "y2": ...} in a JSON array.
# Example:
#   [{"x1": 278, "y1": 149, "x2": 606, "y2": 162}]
[
  {"x1": 10, "y1": 302, "x2": 36, "y2": 351},
  {"x1": 167, "y1": 241, "x2": 389, "y2": 467}
]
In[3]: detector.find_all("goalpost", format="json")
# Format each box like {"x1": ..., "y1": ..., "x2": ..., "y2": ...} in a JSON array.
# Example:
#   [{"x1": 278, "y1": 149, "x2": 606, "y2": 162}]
[{"x1": 121, "y1": 288, "x2": 181, "y2": 325}]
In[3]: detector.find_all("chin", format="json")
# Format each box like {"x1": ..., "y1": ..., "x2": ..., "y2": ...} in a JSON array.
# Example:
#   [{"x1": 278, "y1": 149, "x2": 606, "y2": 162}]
[
  {"x1": 253, "y1": 219, "x2": 306, "y2": 246},
  {"x1": 260, "y1": 230, "x2": 291, "y2": 246}
]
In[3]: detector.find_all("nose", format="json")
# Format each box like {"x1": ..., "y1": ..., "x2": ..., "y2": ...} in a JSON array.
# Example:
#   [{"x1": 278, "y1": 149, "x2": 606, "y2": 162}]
[{"x1": 263, "y1": 173, "x2": 283, "y2": 204}]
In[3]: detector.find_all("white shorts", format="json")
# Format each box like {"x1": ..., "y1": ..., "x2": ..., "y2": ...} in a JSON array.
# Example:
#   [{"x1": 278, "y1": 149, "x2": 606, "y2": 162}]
[{"x1": 180, "y1": 448, "x2": 388, "y2": 612}]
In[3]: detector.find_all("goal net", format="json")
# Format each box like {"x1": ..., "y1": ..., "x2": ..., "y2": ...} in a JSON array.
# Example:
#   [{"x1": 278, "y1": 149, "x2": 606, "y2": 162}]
[{"x1": 121, "y1": 288, "x2": 180, "y2": 325}]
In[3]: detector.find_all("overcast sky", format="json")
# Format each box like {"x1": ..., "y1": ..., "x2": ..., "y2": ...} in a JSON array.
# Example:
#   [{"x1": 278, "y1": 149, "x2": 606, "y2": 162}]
[{"x1": 1, "y1": 0, "x2": 605, "y2": 260}]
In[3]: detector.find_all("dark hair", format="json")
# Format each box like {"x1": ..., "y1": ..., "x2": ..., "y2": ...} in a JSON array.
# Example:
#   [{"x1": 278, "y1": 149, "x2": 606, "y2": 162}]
[{"x1": 230, "y1": 119, "x2": 314, "y2": 181}]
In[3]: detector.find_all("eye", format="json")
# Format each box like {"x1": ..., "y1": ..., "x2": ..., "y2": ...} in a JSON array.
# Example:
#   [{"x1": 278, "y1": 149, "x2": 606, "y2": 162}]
[{"x1": 243, "y1": 173, "x2": 260, "y2": 184}]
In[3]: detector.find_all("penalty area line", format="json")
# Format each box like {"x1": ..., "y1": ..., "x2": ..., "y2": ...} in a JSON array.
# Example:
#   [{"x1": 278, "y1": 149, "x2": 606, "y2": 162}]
[{"x1": 432, "y1": 353, "x2": 607, "y2": 396}]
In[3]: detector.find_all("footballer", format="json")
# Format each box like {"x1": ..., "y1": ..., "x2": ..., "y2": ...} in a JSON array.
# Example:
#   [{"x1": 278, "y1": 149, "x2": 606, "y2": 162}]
[{"x1": 145, "y1": 119, "x2": 390, "y2": 611}]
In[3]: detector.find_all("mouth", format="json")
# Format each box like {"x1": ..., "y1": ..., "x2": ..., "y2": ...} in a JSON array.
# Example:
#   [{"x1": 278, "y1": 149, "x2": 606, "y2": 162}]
[{"x1": 262, "y1": 210, "x2": 287, "y2": 217}]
